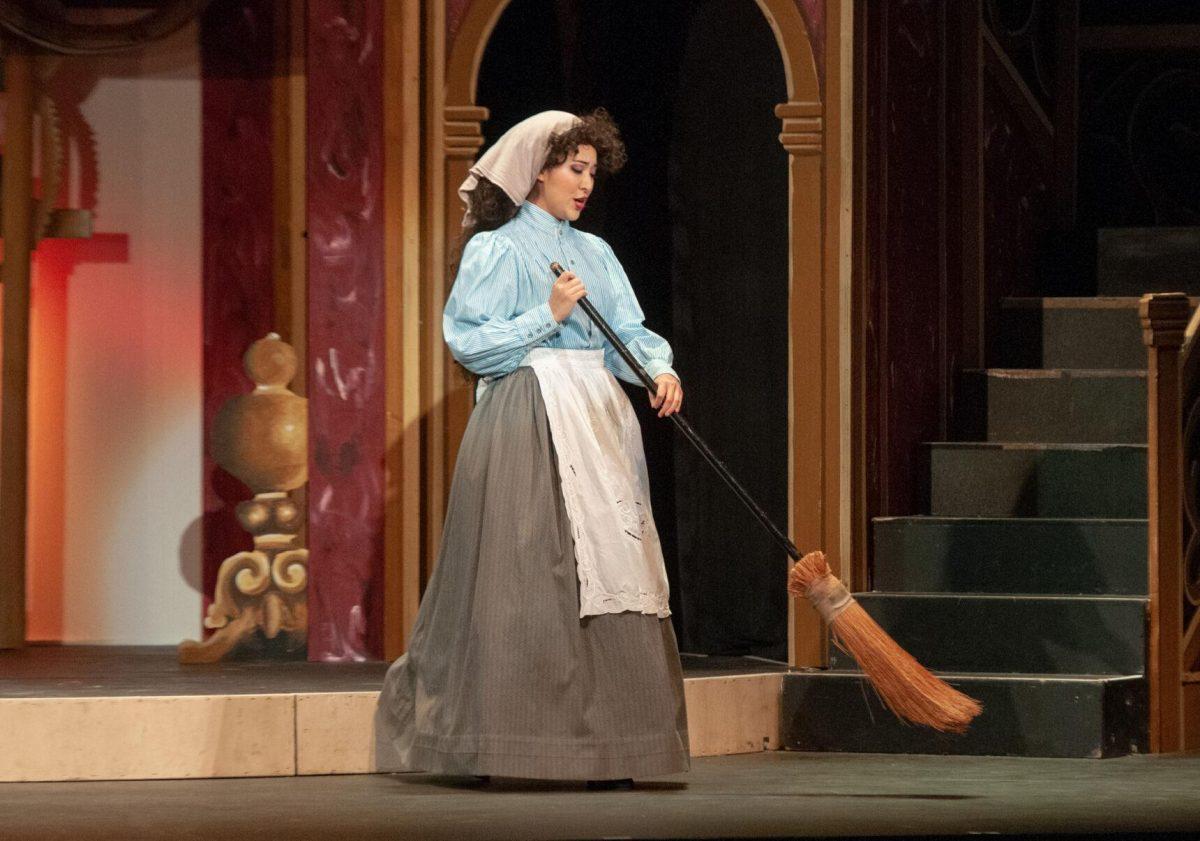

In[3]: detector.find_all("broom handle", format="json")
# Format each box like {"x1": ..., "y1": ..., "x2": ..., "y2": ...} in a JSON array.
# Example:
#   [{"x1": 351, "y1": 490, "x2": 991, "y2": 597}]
[{"x1": 550, "y1": 262, "x2": 801, "y2": 561}]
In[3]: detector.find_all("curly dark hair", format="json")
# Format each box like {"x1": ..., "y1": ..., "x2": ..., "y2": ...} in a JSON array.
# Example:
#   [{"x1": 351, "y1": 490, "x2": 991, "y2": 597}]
[
  {"x1": 451, "y1": 107, "x2": 627, "y2": 271},
  {"x1": 543, "y1": 106, "x2": 627, "y2": 178},
  {"x1": 447, "y1": 108, "x2": 627, "y2": 384}
]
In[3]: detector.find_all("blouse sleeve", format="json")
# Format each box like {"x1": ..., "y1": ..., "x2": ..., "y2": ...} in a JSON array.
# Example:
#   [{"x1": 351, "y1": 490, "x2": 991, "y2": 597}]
[
  {"x1": 442, "y1": 232, "x2": 559, "y2": 377},
  {"x1": 594, "y1": 237, "x2": 679, "y2": 385}
]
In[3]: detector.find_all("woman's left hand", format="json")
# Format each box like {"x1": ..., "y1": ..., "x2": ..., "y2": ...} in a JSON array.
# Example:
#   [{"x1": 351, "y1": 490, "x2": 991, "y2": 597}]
[{"x1": 650, "y1": 374, "x2": 683, "y2": 418}]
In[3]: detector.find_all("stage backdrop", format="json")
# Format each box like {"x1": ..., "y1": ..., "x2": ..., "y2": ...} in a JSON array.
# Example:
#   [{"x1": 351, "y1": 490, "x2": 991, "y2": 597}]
[{"x1": 25, "y1": 21, "x2": 204, "y2": 644}]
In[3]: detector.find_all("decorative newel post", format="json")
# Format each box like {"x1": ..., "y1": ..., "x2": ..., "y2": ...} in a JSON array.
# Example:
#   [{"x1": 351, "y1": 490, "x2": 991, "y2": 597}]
[
  {"x1": 179, "y1": 334, "x2": 309, "y2": 663},
  {"x1": 1141, "y1": 292, "x2": 1190, "y2": 752}
]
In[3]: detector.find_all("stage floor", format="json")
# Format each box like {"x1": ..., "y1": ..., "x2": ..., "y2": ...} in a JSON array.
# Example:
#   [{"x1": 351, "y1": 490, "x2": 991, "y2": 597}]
[
  {"x1": 0, "y1": 645, "x2": 791, "y2": 782},
  {"x1": 2, "y1": 750, "x2": 1199, "y2": 840},
  {"x1": 0, "y1": 645, "x2": 789, "y2": 697}
]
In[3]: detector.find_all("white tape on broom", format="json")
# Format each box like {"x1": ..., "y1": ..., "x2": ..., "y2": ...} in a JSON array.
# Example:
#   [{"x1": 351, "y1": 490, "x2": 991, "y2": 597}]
[{"x1": 805, "y1": 574, "x2": 853, "y2": 623}]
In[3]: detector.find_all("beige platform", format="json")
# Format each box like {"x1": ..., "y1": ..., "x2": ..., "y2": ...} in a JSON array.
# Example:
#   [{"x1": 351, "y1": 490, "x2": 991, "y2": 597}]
[{"x1": 0, "y1": 671, "x2": 784, "y2": 782}]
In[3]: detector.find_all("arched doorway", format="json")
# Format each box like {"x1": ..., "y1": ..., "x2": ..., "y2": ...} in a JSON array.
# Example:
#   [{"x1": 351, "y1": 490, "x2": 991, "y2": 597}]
[
  {"x1": 472, "y1": 0, "x2": 791, "y2": 659},
  {"x1": 424, "y1": 0, "x2": 841, "y2": 666}
]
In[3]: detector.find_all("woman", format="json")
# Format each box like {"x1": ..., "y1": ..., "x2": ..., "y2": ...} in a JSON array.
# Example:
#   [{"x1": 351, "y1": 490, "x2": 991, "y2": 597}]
[{"x1": 374, "y1": 109, "x2": 689, "y2": 787}]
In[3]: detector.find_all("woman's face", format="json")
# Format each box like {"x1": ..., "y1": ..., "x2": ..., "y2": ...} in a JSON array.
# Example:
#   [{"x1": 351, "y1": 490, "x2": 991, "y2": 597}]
[{"x1": 531, "y1": 144, "x2": 597, "y2": 222}]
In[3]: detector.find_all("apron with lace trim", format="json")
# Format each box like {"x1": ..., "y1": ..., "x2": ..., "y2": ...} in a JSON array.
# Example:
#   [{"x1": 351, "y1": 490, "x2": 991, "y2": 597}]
[{"x1": 489, "y1": 347, "x2": 671, "y2": 618}]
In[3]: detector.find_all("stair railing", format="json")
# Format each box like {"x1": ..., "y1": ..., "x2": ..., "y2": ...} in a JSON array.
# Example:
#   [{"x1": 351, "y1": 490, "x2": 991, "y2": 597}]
[{"x1": 1142, "y1": 291, "x2": 1200, "y2": 752}]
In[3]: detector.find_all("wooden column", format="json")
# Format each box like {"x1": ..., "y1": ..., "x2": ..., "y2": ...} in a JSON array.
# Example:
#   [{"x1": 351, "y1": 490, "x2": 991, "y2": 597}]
[
  {"x1": 1141, "y1": 291, "x2": 1190, "y2": 753},
  {"x1": 420, "y1": 0, "x2": 446, "y2": 583},
  {"x1": 0, "y1": 48, "x2": 35, "y2": 648},
  {"x1": 438, "y1": 104, "x2": 486, "y2": 538},
  {"x1": 382, "y1": 0, "x2": 426, "y2": 658},
  {"x1": 826, "y1": 0, "x2": 854, "y2": 587},
  {"x1": 778, "y1": 100, "x2": 827, "y2": 668},
  {"x1": 413, "y1": 99, "x2": 487, "y2": 587},
  {"x1": 273, "y1": 0, "x2": 306, "y2": 366}
]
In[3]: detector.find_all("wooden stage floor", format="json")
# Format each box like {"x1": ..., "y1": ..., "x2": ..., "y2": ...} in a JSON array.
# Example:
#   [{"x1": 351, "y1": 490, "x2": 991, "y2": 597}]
[
  {"x1": 3, "y1": 750, "x2": 1199, "y2": 840},
  {"x1": 0, "y1": 644, "x2": 789, "y2": 697}
]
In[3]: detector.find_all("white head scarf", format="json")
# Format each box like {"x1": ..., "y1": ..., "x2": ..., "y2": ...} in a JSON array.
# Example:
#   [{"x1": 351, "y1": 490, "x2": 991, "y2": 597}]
[{"x1": 457, "y1": 109, "x2": 582, "y2": 228}]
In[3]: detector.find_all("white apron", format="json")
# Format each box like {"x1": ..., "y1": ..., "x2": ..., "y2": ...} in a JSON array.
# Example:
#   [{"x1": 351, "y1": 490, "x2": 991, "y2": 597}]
[{"x1": 494, "y1": 348, "x2": 671, "y2": 618}]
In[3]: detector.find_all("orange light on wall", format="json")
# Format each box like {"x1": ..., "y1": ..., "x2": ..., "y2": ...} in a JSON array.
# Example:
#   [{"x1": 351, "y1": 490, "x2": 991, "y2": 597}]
[
  {"x1": 26, "y1": 242, "x2": 68, "y2": 642},
  {"x1": 25, "y1": 234, "x2": 130, "y2": 642}
]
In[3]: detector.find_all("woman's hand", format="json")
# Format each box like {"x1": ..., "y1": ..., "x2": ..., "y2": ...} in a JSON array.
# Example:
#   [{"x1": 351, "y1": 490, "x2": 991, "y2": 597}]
[
  {"x1": 549, "y1": 270, "x2": 587, "y2": 323},
  {"x1": 650, "y1": 374, "x2": 683, "y2": 417}
]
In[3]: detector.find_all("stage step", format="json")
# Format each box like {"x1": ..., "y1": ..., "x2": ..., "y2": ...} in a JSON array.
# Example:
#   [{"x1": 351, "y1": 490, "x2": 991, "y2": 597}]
[
  {"x1": 927, "y1": 442, "x2": 1146, "y2": 519},
  {"x1": 0, "y1": 648, "x2": 786, "y2": 782},
  {"x1": 955, "y1": 369, "x2": 1146, "y2": 444},
  {"x1": 1097, "y1": 227, "x2": 1200, "y2": 297},
  {"x1": 826, "y1": 592, "x2": 1147, "y2": 676},
  {"x1": 997, "y1": 297, "x2": 1149, "y2": 370},
  {"x1": 781, "y1": 671, "x2": 1146, "y2": 758},
  {"x1": 872, "y1": 516, "x2": 1147, "y2": 595}
]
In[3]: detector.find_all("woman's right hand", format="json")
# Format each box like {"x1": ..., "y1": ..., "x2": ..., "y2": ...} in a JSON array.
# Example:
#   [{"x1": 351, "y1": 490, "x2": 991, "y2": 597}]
[{"x1": 549, "y1": 269, "x2": 587, "y2": 323}]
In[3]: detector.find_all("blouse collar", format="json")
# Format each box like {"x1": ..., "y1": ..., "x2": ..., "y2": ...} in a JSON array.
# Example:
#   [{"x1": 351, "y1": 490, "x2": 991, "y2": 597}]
[{"x1": 516, "y1": 200, "x2": 571, "y2": 235}]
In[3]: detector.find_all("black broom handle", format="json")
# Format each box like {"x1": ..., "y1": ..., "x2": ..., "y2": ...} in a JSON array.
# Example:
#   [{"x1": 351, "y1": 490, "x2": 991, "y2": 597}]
[{"x1": 550, "y1": 262, "x2": 801, "y2": 561}]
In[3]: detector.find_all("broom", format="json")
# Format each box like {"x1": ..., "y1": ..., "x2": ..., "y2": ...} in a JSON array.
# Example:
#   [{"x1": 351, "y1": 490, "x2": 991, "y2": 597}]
[{"x1": 550, "y1": 262, "x2": 981, "y2": 734}]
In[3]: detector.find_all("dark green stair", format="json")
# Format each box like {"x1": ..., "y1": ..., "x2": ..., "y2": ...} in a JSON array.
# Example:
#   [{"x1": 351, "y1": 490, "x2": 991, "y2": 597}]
[
  {"x1": 998, "y1": 297, "x2": 1146, "y2": 372},
  {"x1": 826, "y1": 592, "x2": 1146, "y2": 676},
  {"x1": 873, "y1": 517, "x2": 1147, "y2": 595},
  {"x1": 955, "y1": 369, "x2": 1146, "y2": 444},
  {"x1": 928, "y1": 442, "x2": 1146, "y2": 518},
  {"x1": 1097, "y1": 227, "x2": 1200, "y2": 296},
  {"x1": 782, "y1": 671, "x2": 1146, "y2": 758}
]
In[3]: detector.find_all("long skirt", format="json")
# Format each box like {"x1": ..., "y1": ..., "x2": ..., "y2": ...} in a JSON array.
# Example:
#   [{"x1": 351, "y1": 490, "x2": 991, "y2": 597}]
[{"x1": 373, "y1": 366, "x2": 691, "y2": 780}]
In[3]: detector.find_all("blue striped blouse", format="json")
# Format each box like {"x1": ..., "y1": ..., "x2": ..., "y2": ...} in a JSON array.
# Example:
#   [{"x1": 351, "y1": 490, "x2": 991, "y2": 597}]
[{"x1": 443, "y1": 200, "x2": 678, "y2": 385}]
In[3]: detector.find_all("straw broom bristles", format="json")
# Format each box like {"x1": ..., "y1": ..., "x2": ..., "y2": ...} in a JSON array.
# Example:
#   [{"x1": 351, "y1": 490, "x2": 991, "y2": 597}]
[{"x1": 788, "y1": 550, "x2": 983, "y2": 734}]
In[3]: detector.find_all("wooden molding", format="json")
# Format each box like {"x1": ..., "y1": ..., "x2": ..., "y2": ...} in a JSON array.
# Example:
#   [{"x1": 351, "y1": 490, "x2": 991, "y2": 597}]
[
  {"x1": 444, "y1": 105, "x2": 487, "y2": 159},
  {"x1": 0, "y1": 48, "x2": 35, "y2": 649},
  {"x1": 421, "y1": 0, "x2": 450, "y2": 584},
  {"x1": 850, "y1": 0, "x2": 870, "y2": 592},
  {"x1": 381, "y1": 0, "x2": 426, "y2": 658},
  {"x1": 272, "y1": 0, "x2": 307, "y2": 362},
  {"x1": 1142, "y1": 293, "x2": 1192, "y2": 348},
  {"x1": 775, "y1": 101, "x2": 824, "y2": 155},
  {"x1": 756, "y1": 0, "x2": 821, "y2": 103}
]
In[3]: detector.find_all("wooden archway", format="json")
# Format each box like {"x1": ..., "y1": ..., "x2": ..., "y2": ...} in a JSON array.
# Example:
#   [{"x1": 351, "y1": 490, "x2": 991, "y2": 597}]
[{"x1": 415, "y1": 0, "x2": 847, "y2": 667}]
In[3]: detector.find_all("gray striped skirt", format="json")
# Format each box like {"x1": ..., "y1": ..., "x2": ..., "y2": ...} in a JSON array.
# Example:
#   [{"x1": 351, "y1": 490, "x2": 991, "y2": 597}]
[{"x1": 373, "y1": 366, "x2": 690, "y2": 780}]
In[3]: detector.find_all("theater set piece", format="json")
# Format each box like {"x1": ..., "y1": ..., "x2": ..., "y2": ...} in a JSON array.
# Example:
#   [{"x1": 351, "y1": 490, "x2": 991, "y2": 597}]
[{"x1": 1, "y1": 2, "x2": 1200, "y2": 839}]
